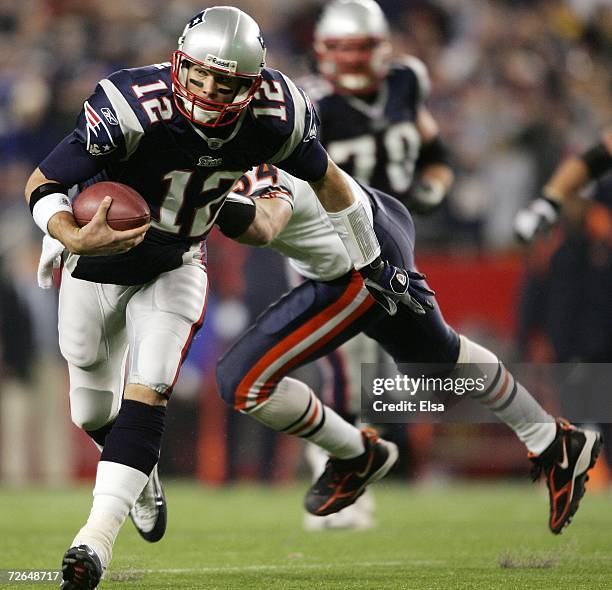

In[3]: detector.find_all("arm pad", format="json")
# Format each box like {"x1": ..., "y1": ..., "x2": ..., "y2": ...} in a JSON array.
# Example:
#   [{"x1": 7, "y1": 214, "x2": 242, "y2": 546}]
[{"x1": 215, "y1": 194, "x2": 256, "y2": 238}]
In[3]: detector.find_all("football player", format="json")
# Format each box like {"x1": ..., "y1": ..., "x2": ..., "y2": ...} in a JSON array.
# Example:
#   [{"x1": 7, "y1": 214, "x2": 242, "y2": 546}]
[
  {"x1": 306, "y1": 0, "x2": 453, "y2": 212},
  {"x1": 298, "y1": 0, "x2": 454, "y2": 528},
  {"x1": 26, "y1": 7, "x2": 414, "y2": 589},
  {"x1": 515, "y1": 129, "x2": 612, "y2": 242},
  {"x1": 215, "y1": 164, "x2": 602, "y2": 536}
]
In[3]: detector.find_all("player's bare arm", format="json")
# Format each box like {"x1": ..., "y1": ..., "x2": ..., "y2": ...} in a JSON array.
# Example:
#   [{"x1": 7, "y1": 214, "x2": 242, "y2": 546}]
[
  {"x1": 403, "y1": 107, "x2": 454, "y2": 214},
  {"x1": 416, "y1": 108, "x2": 454, "y2": 193},
  {"x1": 25, "y1": 167, "x2": 149, "y2": 256},
  {"x1": 309, "y1": 157, "x2": 356, "y2": 212},
  {"x1": 235, "y1": 197, "x2": 293, "y2": 246}
]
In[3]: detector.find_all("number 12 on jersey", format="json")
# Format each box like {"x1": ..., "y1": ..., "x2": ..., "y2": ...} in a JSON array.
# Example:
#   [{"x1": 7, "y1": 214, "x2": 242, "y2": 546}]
[{"x1": 156, "y1": 170, "x2": 242, "y2": 238}]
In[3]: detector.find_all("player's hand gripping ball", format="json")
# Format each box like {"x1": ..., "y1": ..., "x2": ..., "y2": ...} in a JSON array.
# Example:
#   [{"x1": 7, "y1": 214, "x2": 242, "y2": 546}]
[{"x1": 73, "y1": 182, "x2": 150, "y2": 230}]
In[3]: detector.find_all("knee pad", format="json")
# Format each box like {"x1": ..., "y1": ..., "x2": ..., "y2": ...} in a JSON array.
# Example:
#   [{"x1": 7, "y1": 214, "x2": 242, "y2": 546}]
[
  {"x1": 129, "y1": 323, "x2": 187, "y2": 394},
  {"x1": 69, "y1": 387, "x2": 117, "y2": 431},
  {"x1": 59, "y1": 322, "x2": 105, "y2": 368}
]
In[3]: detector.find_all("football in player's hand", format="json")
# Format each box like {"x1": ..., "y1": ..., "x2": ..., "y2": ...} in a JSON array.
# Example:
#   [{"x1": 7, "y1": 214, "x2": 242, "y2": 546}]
[{"x1": 73, "y1": 182, "x2": 150, "y2": 230}]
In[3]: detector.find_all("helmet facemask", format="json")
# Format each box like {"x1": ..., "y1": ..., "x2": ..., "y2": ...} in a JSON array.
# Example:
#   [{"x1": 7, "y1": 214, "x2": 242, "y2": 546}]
[
  {"x1": 315, "y1": 36, "x2": 391, "y2": 95},
  {"x1": 171, "y1": 50, "x2": 262, "y2": 127}
]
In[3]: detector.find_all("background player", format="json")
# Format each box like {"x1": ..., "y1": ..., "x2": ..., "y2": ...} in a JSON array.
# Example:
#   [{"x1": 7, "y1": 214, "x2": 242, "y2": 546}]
[
  {"x1": 515, "y1": 129, "x2": 612, "y2": 242},
  {"x1": 26, "y1": 7, "x2": 413, "y2": 588},
  {"x1": 216, "y1": 164, "x2": 601, "y2": 535}
]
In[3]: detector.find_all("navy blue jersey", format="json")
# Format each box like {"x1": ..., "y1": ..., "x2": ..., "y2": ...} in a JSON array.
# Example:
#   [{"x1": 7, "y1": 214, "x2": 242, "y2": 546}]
[
  {"x1": 301, "y1": 57, "x2": 430, "y2": 198},
  {"x1": 39, "y1": 63, "x2": 326, "y2": 284}
]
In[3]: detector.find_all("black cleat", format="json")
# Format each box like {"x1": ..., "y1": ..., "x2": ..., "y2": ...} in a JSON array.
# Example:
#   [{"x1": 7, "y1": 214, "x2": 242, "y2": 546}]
[
  {"x1": 530, "y1": 419, "x2": 602, "y2": 534},
  {"x1": 129, "y1": 464, "x2": 167, "y2": 543},
  {"x1": 304, "y1": 428, "x2": 398, "y2": 516},
  {"x1": 60, "y1": 545, "x2": 102, "y2": 590}
]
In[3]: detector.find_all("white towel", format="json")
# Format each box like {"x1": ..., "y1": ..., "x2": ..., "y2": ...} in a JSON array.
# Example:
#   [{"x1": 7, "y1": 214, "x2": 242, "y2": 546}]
[{"x1": 37, "y1": 235, "x2": 65, "y2": 289}]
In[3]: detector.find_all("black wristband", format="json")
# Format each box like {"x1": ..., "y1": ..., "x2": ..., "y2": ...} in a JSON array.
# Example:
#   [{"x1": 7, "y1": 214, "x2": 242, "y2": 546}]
[
  {"x1": 29, "y1": 182, "x2": 68, "y2": 215},
  {"x1": 416, "y1": 136, "x2": 452, "y2": 168},
  {"x1": 581, "y1": 142, "x2": 612, "y2": 179},
  {"x1": 358, "y1": 256, "x2": 383, "y2": 279},
  {"x1": 540, "y1": 194, "x2": 561, "y2": 213},
  {"x1": 215, "y1": 195, "x2": 256, "y2": 238}
]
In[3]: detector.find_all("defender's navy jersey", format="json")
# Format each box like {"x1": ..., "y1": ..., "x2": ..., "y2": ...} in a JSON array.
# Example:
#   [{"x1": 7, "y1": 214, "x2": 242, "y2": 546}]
[
  {"x1": 301, "y1": 57, "x2": 430, "y2": 198},
  {"x1": 39, "y1": 63, "x2": 326, "y2": 284}
]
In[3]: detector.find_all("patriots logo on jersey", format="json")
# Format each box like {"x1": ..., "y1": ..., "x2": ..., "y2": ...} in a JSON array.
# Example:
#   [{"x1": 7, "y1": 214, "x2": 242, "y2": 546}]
[
  {"x1": 301, "y1": 91, "x2": 318, "y2": 142},
  {"x1": 84, "y1": 101, "x2": 117, "y2": 156}
]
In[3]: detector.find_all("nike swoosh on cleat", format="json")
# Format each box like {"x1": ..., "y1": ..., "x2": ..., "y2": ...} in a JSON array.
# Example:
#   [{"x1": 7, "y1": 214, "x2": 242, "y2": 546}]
[{"x1": 557, "y1": 438, "x2": 569, "y2": 470}]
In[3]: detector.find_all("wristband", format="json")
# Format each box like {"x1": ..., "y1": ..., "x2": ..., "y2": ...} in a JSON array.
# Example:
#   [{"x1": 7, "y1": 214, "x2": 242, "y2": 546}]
[
  {"x1": 215, "y1": 194, "x2": 256, "y2": 238},
  {"x1": 327, "y1": 199, "x2": 381, "y2": 270},
  {"x1": 30, "y1": 190, "x2": 72, "y2": 234}
]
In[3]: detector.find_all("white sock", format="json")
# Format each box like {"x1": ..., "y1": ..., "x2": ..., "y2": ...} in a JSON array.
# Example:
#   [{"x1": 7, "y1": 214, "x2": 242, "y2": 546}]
[
  {"x1": 247, "y1": 377, "x2": 365, "y2": 459},
  {"x1": 72, "y1": 461, "x2": 149, "y2": 568},
  {"x1": 458, "y1": 336, "x2": 557, "y2": 454}
]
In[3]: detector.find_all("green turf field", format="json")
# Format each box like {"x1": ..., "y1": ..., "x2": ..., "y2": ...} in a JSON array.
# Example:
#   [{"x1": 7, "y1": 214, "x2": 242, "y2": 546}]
[{"x1": 0, "y1": 481, "x2": 610, "y2": 589}]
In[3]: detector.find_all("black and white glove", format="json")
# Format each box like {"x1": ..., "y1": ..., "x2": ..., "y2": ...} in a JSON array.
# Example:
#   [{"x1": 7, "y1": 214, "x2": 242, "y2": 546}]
[
  {"x1": 405, "y1": 178, "x2": 446, "y2": 215},
  {"x1": 359, "y1": 257, "x2": 435, "y2": 316},
  {"x1": 514, "y1": 196, "x2": 561, "y2": 243}
]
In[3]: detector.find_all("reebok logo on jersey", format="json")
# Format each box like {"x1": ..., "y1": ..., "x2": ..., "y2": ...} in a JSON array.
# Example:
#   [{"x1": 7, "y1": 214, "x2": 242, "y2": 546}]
[
  {"x1": 204, "y1": 54, "x2": 237, "y2": 74},
  {"x1": 101, "y1": 107, "x2": 118, "y2": 126},
  {"x1": 198, "y1": 155, "x2": 222, "y2": 167}
]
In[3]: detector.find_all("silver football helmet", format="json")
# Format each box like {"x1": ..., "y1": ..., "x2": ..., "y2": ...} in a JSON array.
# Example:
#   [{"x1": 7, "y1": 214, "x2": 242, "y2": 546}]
[
  {"x1": 314, "y1": 0, "x2": 391, "y2": 95},
  {"x1": 171, "y1": 7, "x2": 266, "y2": 127}
]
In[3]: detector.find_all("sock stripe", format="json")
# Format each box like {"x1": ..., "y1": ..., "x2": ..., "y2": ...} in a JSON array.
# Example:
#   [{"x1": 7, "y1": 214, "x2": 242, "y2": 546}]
[
  {"x1": 492, "y1": 379, "x2": 518, "y2": 412},
  {"x1": 280, "y1": 392, "x2": 313, "y2": 433},
  {"x1": 286, "y1": 395, "x2": 324, "y2": 436},
  {"x1": 471, "y1": 362, "x2": 503, "y2": 399},
  {"x1": 482, "y1": 369, "x2": 512, "y2": 406},
  {"x1": 301, "y1": 406, "x2": 327, "y2": 439}
]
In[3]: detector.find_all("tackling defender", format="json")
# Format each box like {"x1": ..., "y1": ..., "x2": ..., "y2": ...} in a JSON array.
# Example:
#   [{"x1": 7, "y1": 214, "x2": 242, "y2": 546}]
[
  {"x1": 27, "y1": 7, "x2": 413, "y2": 589},
  {"x1": 215, "y1": 164, "x2": 602, "y2": 534}
]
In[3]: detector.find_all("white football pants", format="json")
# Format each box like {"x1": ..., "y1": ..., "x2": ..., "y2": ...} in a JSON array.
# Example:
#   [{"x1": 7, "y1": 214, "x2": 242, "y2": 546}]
[{"x1": 58, "y1": 260, "x2": 208, "y2": 432}]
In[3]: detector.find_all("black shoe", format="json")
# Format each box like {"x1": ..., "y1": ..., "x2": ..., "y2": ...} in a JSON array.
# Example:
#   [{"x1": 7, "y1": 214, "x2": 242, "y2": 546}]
[
  {"x1": 530, "y1": 419, "x2": 602, "y2": 534},
  {"x1": 304, "y1": 428, "x2": 398, "y2": 516},
  {"x1": 129, "y1": 464, "x2": 167, "y2": 542},
  {"x1": 60, "y1": 545, "x2": 102, "y2": 590}
]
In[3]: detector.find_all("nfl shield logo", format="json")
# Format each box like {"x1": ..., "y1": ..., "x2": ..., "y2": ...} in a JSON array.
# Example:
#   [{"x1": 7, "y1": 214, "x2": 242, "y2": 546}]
[{"x1": 207, "y1": 138, "x2": 224, "y2": 150}]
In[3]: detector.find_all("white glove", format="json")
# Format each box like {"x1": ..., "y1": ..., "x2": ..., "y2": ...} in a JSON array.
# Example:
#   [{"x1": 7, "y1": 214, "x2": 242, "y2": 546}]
[
  {"x1": 37, "y1": 235, "x2": 65, "y2": 289},
  {"x1": 514, "y1": 197, "x2": 560, "y2": 243},
  {"x1": 406, "y1": 178, "x2": 446, "y2": 214}
]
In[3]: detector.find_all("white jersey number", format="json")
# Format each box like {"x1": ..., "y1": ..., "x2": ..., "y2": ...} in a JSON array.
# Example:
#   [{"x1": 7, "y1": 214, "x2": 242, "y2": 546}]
[
  {"x1": 327, "y1": 122, "x2": 421, "y2": 194},
  {"x1": 155, "y1": 170, "x2": 243, "y2": 238}
]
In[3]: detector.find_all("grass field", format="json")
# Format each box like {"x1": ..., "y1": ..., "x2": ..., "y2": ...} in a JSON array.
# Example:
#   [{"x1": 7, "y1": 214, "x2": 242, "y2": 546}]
[{"x1": 0, "y1": 481, "x2": 610, "y2": 589}]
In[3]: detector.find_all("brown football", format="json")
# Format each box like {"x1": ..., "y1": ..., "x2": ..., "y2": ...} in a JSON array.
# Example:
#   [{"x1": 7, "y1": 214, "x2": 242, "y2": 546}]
[{"x1": 73, "y1": 182, "x2": 150, "y2": 231}]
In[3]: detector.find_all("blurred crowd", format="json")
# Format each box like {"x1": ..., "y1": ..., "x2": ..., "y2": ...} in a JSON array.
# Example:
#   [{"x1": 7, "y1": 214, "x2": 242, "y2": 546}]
[{"x1": 0, "y1": 0, "x2": 610, "y2": 483}]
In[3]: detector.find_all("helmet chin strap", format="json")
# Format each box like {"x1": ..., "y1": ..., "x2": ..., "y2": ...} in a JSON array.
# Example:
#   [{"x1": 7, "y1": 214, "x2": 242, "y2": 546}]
[{"x1": 177, "y1": 95, "x2": 220, "y2": 125}]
